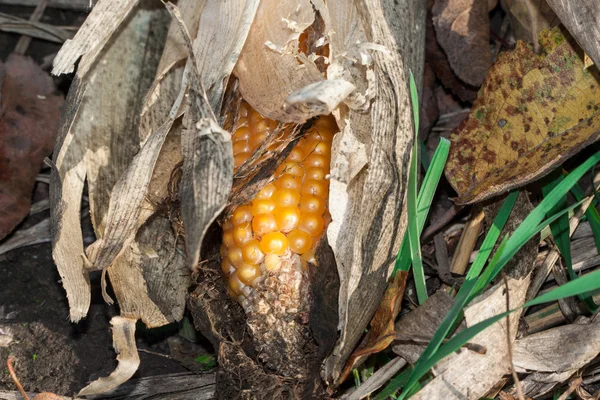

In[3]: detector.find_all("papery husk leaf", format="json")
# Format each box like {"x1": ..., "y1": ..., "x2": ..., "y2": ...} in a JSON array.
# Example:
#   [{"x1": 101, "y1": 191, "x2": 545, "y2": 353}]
[
  {"x1": 52, "y1": 0, "x2": 138, "y2": 77},
  {"x1": 77, "y1": 317, "x2": 139, "y2": 396},
  {"x1": 50, "y1": 2, "x2": 169, "y2": 321},
  {"x1": 322, "y1": 0, "x2": 417, "y2": 383}
]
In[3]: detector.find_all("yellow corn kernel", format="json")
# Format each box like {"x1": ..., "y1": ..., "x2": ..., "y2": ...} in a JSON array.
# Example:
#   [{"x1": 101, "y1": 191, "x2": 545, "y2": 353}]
[{"x1": 221, "y1": 103, "x2": 337, "y2": 301}]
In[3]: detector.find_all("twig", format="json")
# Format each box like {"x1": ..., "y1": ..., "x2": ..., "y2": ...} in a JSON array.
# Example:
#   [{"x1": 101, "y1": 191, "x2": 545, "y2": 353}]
[
  {"x1": 7, "y1": 357, "x2": 30, "y2": 400},
  {"x1": 502, "y1": 273, "x2": 524, "y2": 400},
  {"x1": 422, "y1": 204, "x2": 464, "y2": 243},
  {"x1": 14, "y1": 0, "x2": 48, "y2": 55},
  {"x1": 525, "y1": 193, "x2": 594, "y2": 312},
  {"x1": 449, "y1": 209, "x2": 484, "y2": 275},
  {"x1": 557, "y1": 377, "x2": 582, "y2": 400},
  {"x1": 345, "y1": 357, "x2": 407, "y2": 400},
  {"x1": 137, "y1": 348, "x2": 173, "y2": 359}
]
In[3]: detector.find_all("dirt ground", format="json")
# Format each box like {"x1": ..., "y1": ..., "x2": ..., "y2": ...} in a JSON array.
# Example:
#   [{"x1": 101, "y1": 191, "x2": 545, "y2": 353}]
[{"x1": 0, "y1": 241, "x2": 190, "y2": 396}]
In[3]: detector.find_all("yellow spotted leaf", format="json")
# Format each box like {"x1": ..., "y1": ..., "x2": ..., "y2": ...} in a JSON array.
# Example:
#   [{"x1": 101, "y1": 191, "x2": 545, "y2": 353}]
[{"x1": 445, "y1": 27, "x2": 600, "y2": 204}]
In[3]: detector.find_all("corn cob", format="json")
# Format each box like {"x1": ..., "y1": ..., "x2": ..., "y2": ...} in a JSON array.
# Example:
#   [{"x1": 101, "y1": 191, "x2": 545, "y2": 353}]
[{"x1": 221, "y1": 102, "x2": 336, "y2": 377}]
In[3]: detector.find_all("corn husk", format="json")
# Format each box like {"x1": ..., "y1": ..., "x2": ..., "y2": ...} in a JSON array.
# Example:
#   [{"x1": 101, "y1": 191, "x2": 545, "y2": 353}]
[{"x1": 50, "y1": 0, "x2": 424, "y2": 395}]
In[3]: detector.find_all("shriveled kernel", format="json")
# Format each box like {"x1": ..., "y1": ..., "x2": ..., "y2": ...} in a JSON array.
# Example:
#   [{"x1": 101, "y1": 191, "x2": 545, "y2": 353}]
[
  {"x1": 301, "y1": 179, "x2": 328, "y2": 198},
  {"x1": 233, "y1": 223, "x2": 253, "y2": 246},
  {"x1": 232, "y1": 205, "x2": 253, "y2": 226},
  {"x1": 300, "y1": 195, "x2": 326, "y2": 214},
  {"x1": 237, "y1": 263, "x2": 260, "y2": 285},
  {"x1": 227, "y1": 246, "x2": 244, "y2": 267},
  {"x1": 273, "y1": 189, "x2": 301, "y2": 207},
  {"x1": 274, "y1": 207, "x2": 301, "y2": 232},
  {"x1": 298, "y1": 213, "x2": 325, "y2": 237},
  {"x1": 229, "y1": 272, "x2": 245, "y2": 296},
  {"x1": 256, "y1": 184, "x2": 276, "y2": 199},
  {"x1": 252, "y1": 199, "x2": 276, "y2": 215},
  {"x1": 288, "y1": 229, "x2": 312, "y2": 254},
  {"x1": 264, "y1": 253, "x2": 282, "y2": 272},
  {"x1": 252, "y1": 214, "x2": 278, "y2": 236},
  {"x1": 242, "y1": 239, "x2": 265, "y2": 265},
  {"x1": 259, "y1": 232, "x2": 289, "y2": 255},
  {"x1": 274, "y1": 174, "x2": 302, "y2": 191},
  {"x1": 220, "y1": 244, "x2": 228, "y2": 258}
]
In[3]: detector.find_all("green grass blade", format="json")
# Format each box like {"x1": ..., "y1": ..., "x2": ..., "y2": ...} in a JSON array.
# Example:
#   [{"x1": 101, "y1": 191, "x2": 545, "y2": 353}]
[
  {"x1": 400, "y1": 268, "x2": 600, "y2": 399},
  {"x1": 570, "y1": 181, "x2": 600, "y2": 256},
  {"x1": 394, "y1": 138, "x2": 450, "y2": 275},
  {"x1": 385, "y1": 193, "x2": 518, "y2": 399},
  {"x1": 395, "y1": 150, "x2": 600, "y2": 399},
  {"x1": 472, "y1": 199, "x2": 586, "y2": 297},
  {"x1": 407, "y1": 72, "x2": 427, "y2": 304},
  {"x1": 472, "y1": 151, "x2": 600, "y2": 293},
  {"x1": 375, "y1": 366, "x2": 413, "y2": 400},
  {"x1": 544, "y1": 173, "x2": 597, "y2": 312},
  {"x1": 465, "y1": 192, "x2": 518, "y2": 280},
  {"x1": 542, "y1": 171, "x2": 571, "y2": 267}
]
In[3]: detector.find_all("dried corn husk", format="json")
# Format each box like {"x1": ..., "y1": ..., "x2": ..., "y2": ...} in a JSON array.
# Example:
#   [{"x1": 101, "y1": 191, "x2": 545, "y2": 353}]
[{"x1": 50, "y1": 0, "x2": 424, "y2": 395}]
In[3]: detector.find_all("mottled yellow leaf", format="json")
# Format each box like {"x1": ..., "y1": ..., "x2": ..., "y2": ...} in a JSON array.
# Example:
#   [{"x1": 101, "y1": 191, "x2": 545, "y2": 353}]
[{"x1": 446, "y1": 27, "x2": 600, "y2": 204}]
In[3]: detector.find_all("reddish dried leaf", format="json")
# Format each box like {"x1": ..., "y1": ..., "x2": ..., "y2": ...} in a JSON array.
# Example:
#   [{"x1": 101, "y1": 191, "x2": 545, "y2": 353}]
[
  {"x1": 432, "y1": 0, "x2": 492, "y2": 87},
  {"x1": 446, "y1": 28, "x2": 600, "y2": 203},
  {"x1": 0, "y1": 54, "x2": 63, "y2": 240},
  {"x1": 336, "y1": 271, "x2": 408, "y2": 385}
]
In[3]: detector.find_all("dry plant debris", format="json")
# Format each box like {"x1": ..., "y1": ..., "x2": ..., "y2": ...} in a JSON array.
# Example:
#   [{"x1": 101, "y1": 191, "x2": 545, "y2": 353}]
[
  {"x1": 5, "y1": 0, "x2": 599, "y2": 398},
  {"x1": 432, "y1": 0, "x2": 492, "y2": 87}
]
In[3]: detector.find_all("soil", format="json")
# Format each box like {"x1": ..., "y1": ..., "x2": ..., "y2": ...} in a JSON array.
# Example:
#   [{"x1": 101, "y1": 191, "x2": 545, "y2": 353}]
[{"x1": 0, "y1": 242, "x2": 191, "y2": 397}]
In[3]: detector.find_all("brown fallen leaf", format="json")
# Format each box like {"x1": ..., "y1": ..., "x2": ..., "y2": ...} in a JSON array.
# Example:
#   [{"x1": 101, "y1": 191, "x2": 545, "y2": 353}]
[
  {"x1": 446, "y1": 27, "x2": 600, "y2": 204},
  {"x1": 426, "y1": 10, "x2": 478, "y2": 102},
  {"x1": 0, "y1": 54, "x2": 63, "y2": 240},
  {"x1": 336, "y1": 271, "x2": 408, "y2": 386},
  {"x1": 432, "y1": 0, "x2": 492, "y2": 87}
]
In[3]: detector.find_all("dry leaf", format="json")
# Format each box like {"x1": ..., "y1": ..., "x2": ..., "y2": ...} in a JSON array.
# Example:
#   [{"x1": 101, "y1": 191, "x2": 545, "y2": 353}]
[
  {"x1": 432, "y1": 0, "x2": 492, "y2": 87},
  {"x1": 446, "y1": 27, "x2": 600, "y2": 204},
  {"x1": 77, "y1": 317, "x2": 139, "y2": 397},
  {"x1": 392, "y1": 290, "x2": 457, "y2": 364},
  {"x1": 411, "y1": 276, "x2": 531, "y2": 400},
  {"x1": 52, "y1": 0, "x2": 138, "y2": 77},
  {"x1": 337, "y1": 271, "x2": 408, "y2": 385},
  {"x1": 425, "y1": 11, "x2": 477, "y2": 102},
  {"x1": 51, "y1": 2, "x2": 170, "y2": 321},
  {"x1": 322, "y1": 0, "x2": 419, "y2": 383},
  {"x1": 0, "y1": 54, "x2": 63, "y2": 241},
  {"x1": 513, "y1": 321, "x2": 600, "y2": 373}
]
